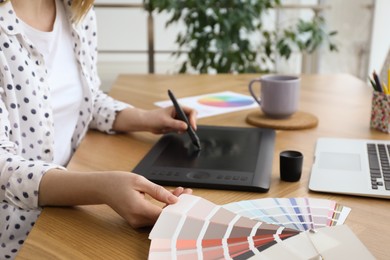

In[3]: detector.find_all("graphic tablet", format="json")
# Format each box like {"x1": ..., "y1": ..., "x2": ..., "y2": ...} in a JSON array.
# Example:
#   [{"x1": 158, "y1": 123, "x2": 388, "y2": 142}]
[{"x1": 133, "y1": 125, "x2": 275, "y2": 192}]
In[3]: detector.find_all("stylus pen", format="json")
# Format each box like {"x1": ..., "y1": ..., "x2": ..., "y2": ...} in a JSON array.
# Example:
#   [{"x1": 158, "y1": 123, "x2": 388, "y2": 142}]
[{"x1": 168, "y1": 89, "x2": 202, "y2": 150}]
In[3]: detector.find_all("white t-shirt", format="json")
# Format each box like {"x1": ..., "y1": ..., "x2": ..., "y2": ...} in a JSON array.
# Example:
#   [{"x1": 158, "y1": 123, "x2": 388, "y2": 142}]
[{"x1": 20, "y1": 0, "x2": 83, "y2": 166}]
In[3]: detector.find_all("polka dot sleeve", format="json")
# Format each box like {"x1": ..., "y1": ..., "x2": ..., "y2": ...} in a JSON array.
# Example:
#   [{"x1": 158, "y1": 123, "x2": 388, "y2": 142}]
[
  {"x1": 0, "y1": 98, "x2": 65, "y2": 210},
  {"x1": 89, "y1": 89, "x2": 130, "y2": 134},
  {"x1": 1, "y1": 154, "x2": 65, "y2": 210}
]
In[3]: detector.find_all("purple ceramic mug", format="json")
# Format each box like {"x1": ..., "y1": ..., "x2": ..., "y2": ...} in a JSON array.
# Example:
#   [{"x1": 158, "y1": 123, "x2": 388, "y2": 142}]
[{"x1": 248, "y1": 75, "x2": 300, "y2": 119}]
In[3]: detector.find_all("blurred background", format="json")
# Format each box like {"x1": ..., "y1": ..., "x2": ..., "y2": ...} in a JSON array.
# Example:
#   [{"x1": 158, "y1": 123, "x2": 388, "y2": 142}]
[{"x1": 94, "y1": 0, "x2": 388, "y2": 92}]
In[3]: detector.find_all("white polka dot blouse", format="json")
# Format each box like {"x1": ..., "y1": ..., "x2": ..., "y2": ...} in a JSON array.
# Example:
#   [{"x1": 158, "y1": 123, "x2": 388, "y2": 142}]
[{"x1": 0, "y1": 1, "x2": 129, "y2": 258}]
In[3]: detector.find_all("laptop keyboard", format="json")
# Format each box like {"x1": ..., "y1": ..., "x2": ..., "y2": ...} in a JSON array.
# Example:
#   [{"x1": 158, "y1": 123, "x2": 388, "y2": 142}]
[{"x1": 367, "y1": 143, "x2": 390, "y2": 190}]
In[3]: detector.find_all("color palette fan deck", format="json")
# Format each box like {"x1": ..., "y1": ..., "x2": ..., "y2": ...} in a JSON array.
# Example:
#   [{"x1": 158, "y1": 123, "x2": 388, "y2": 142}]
[
  {"x1": 223, "y1": 197, "x2": 350, "y2": 232},
  {"x1": 149, "y1": 195, "x2": 352, "y2": 259}
]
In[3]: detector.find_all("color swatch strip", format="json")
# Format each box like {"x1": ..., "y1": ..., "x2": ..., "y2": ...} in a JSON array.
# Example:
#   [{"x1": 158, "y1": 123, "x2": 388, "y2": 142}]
[
  {"x1": 149, "y1": 195, "x2": 300, "y2": 259},
  {"x1": 223, "y1": 197, "x2": 351, "y2": 231},
  {"x1": 148, "y1": 195, "x2": 351, "y2": 259}
]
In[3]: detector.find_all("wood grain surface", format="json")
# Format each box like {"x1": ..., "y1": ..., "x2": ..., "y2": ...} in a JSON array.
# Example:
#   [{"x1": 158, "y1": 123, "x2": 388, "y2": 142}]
[{"x1": 17, "y1": 74, "x2": 390, "y2": 259}]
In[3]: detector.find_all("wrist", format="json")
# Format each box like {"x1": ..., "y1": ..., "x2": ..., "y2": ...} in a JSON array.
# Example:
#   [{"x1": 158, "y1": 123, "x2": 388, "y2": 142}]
[
  {"x1": 96, "y1": 171, "x2": 131, "y2": 206},
  {"x1": 39, "y1": 169, "x2": 112, "y2": 206},
  {"x1": 113, "y1": 108, "x2": 148, "y2": 132}
]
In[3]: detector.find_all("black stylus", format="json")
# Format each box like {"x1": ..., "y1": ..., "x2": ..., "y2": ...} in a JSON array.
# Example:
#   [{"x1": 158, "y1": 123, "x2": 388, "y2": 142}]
[{"x1": 168, "y1": 89, "x2": 201, "y2": 150}]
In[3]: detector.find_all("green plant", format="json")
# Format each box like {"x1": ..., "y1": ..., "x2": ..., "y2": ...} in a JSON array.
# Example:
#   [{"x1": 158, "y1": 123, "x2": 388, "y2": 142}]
[
  {"x1": 261, "y1": 15, "x2": 338, "y2": 67},
  {"x1": 145, "y1": 0, "x2": 338, "y2": 73}
]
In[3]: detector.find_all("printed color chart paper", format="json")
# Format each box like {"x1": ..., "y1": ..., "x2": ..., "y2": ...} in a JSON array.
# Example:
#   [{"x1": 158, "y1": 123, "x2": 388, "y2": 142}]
[
  {"x1": 223, "y1": 197, "x2": 351, "y2": 232},
  {"x1": 148, "y1": 195, "x2": 362, "y2": 260},
  {"x1": 154, "y1": 91, "x2": 258, "y2": 119}
]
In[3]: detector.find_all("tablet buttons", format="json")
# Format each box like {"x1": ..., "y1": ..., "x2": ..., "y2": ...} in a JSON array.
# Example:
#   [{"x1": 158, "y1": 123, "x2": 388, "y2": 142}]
[{"x1": 187, "y1": 171, "x2": 211, "y2": 179}]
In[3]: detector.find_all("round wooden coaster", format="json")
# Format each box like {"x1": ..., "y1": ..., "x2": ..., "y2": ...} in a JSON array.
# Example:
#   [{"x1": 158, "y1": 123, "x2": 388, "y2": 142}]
[{"x1": 246, "y1": 110, "x2": 319, "y2": 130}]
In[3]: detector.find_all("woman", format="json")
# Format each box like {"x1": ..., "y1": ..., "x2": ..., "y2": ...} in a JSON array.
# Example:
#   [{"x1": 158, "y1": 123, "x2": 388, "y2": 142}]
[{"x1": 0, "y1": 0, "x2": 195, "y2": 258}]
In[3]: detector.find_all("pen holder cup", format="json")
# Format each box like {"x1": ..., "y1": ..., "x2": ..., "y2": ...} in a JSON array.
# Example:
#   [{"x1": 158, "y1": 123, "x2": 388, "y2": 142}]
[{"x1": 370, "y1": 91, "x2": 390, "y2": 133}]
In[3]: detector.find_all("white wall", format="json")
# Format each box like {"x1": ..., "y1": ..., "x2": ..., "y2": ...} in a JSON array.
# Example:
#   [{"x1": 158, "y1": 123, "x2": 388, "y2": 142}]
[
  {"x1": 321, "y1": 0, "x2": 374, "y2": 79},
  {"x1": 94, "y1": 0, "x2": 186, "y2": 90},
  {"x1": 94, "y1": 0, "x2": 380, "y2": 91},
  {"x1": 368, "y1": 0, "x2": 390, "y2": 82}
]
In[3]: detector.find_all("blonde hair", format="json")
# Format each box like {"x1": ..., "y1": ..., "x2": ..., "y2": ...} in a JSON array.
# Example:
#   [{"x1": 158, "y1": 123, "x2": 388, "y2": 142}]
[{"x1": 71, "y1": 0, "x2": 94, "y2": 23}]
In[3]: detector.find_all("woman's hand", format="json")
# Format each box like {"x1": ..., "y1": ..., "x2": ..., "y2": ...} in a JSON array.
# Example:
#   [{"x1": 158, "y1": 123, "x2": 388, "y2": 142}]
[
  {"x1": 112, "y1": 106, "x2": 198, "y2": 134},
  {"x1": 39, "y1": 169, "x2": 192, "y2": 228},
  {"x1": 147, "y1": 106, "x2": 198, "y2": 134},
  {"x1": 104, "y1": 172, "x2": 192, "y2": 228}
]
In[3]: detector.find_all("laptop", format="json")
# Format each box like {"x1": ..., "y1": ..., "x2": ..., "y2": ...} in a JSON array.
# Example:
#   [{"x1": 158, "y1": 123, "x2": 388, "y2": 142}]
[{"x1": 309, "y1": 137, "x2": 390, "y2": 199}]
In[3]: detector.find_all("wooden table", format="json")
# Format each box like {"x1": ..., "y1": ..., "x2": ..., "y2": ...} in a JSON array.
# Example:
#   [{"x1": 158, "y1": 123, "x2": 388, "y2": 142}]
[{"x1": 17, "y1": 74, "x2": 390, "y2": 259}]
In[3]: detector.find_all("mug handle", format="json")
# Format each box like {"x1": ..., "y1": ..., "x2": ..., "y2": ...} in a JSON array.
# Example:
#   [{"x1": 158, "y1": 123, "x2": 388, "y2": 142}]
[{"x1": 248, "y1": 79, "x2": 262, "y2": 106}]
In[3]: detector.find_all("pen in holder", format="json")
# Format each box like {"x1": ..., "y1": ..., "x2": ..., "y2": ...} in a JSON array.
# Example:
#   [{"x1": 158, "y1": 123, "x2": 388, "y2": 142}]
[{"x1": 370, "y1": 91, "x2": 390, "y2": 133}]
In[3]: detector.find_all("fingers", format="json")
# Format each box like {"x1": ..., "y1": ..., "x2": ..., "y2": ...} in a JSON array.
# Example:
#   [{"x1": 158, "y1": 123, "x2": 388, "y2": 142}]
[
  {"x1": 181, "y1": 106, "x2": 198, "y2": 130},
  {"x1": 135, "y1": 175, "x2": 178, "y2": 204},
  {"x1": 172, "y1": 187, "x2": 193, "y2": 197},
  {"x1": 132, "y1": 179, "x2": 193, "y2": 227},
  {"x1": 136, "y1": 184, "x2": 193, "y2": 224},
  {"x1": 182, "y1": 188, "x2": 193, "y2": 195},
  {"x1": 161, "y1": 106, "x2": 198, "y2": 133},
  {"x1": 108, "y1": 173, "x2": 193, "y2": 229},
  {"x1": 134, "y1": 176, "x2": 193, "y2": 207},
  {"x1": 172, "y1": 186, "x2": 184, "y2": 196},
  {"x1": 165, "y1": 107, "x2": 187, "y2": 131}
]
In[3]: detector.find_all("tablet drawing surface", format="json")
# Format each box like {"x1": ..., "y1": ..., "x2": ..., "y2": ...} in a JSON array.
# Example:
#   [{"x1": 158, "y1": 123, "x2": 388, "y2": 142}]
[{"x1": 133, "y1": 125, "x2": 275, "y2": 192}]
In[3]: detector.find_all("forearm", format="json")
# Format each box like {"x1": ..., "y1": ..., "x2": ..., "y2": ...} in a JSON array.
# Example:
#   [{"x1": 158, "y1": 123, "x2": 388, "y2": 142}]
[
  {"x1": 112, "y1": 106, "x2": 191, "y2": 134},
  {"x1": 38, "y1": 169, "x2": 111, "y2": 206},
  {"x1": 112, "y1": 107, "x2": 148, "y2": 132},
  {"x1": 38, "y1": 167, "x2": 191, "y2": 228}
]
